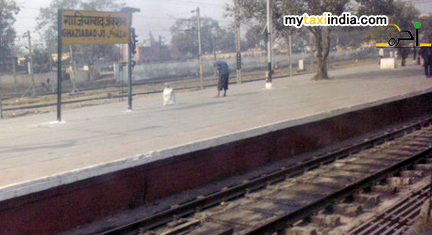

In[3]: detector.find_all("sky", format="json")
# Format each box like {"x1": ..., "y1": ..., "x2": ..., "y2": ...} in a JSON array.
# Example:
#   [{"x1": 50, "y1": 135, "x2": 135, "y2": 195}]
[
  {"x1": 13, "y1": 0, "x2": 432, "y2": 49},
  {"x1": 14, "y1": 0, "x2": 233, "y2": 48}
]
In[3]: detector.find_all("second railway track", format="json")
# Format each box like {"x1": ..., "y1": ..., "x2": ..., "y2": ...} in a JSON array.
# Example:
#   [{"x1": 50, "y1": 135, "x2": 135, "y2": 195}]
[{"x1": 99, "y1": 117, "x2": 432, "y2": 235}]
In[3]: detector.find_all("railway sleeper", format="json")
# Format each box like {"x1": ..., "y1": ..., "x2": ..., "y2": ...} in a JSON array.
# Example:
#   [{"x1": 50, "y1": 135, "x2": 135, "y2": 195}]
[
  {"x1": 109, "y1": 122, "x2": 432, "y2": 235},
  {"x1": 386, "y1": 147, "x2": 423, "y2": 154},
  {"x1": 407, "y1": 133, "x2": 432, "y2": 138},
  {"x1": 414, "y1": 163, "x2": 432, "y2": 171},
  {"x1": 310, "y1": 215, "x2": 341, "y2": 228},
  {"x1": 159, "y1": 219, "x2": 201, "y2": 235},
  {"x1": 356, "y1": 153, "x2": 405, "y2": 162},
  {"x1": 284, "y1": 226, "x2": 318, "y2": 235},
  {"x1": 387, "y1": 177, "x2": 414, "y2": 187},
  {"x1": 371, "y1": 185, "x2": 397, "y2": 195},
  {"x1": 394, "y1": 138, "x2": 432, "y2": 145},
  {"x1": 354, "y1": 194, "x2": 380, "y2": 207},
  {"x1": 400, "y1": 170, "x2": 425, "y2": 178},
  {"x1": 333, "y1": 204, "x2": 363, "y2": 217}
]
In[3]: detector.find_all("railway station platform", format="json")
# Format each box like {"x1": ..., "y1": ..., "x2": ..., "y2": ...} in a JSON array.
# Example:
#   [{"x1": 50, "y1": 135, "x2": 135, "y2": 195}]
[{"x1": 2, "y1": 62, "x2": 432, "y2": 234}]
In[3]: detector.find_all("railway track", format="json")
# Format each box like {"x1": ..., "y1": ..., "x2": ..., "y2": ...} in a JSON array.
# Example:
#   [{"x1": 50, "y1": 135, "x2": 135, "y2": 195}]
[
  {"x1": 347, "y1": 184, "x2": 431, "y2": 235},
  {"x1": 0, "y1": 68, "x2": 279, "y2": 114},
  {"x1": 99, "y1": 118, "x2": 432, "y2": 235}
]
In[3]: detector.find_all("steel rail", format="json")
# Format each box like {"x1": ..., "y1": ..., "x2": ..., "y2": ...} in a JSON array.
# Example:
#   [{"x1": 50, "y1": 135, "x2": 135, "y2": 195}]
[
  {"x1": 1, "y1": 71, "x2": 297, "y2": 113},
  {"x1": 349, "y1": 184, "x2": 431, "y2": 235},
  {"x1": 241, "y1": 147, "x2": 432, "y2": 235},
  {"x1": 98, "y1": 117, "x2": 432, "y2": 235}
]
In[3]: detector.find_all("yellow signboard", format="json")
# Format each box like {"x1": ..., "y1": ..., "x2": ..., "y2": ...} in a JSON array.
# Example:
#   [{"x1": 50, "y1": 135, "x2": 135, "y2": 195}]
[{"x1": 61, "y1": 10, "x2": 131, "y2": 45}]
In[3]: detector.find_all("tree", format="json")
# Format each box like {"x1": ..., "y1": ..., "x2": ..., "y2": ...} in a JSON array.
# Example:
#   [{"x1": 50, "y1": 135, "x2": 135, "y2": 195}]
[
  {"x1": 170, "y1": 18, "x2": 197, "y2": 59},
  {"x1": 0, "y1": 0, "x2": 19, "y2": 59},
  {"x1": 228, "y1": 0, "x2": 394, "y2": 80},
  {"x1": 36, "y1": 0, "x2": 81, "y2": 52},
  {"x1": 420, "y1": 16, "x2": 432, "y2": 43},
  {"x1": 245, "y1": 25, "x2": 266, "y2": 50},
  {"x1": 332, "y1": 29, "x2": 369, "y2": 49},
  {"x1": 170, "y1": 16, "x2": 235, "y2": 59},
  {"x1": 32, "y1": 49, "x2": 52, "y2": 73},
  {"x1": 73, "y1": 44, "x2": 121, "y2": 80},
  {"x1": 215, "y1": 27, "x2": 236, "y2": 53},
  {"x1": 170, "y1": 16, "x2": 220, "y2": 59}
]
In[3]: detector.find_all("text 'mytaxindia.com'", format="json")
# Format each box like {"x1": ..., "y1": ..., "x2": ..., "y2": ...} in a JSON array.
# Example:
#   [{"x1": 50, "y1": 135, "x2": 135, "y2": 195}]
[{"x1": 284, "y1": 12, "x2": 388, "y2": 28}]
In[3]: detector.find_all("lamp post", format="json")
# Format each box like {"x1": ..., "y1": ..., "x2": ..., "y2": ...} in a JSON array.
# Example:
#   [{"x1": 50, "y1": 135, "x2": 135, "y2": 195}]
[
  {"x1": 266, "y1": 0, "x2": 273, "y2": 88},
  {"x1": 192, "y1": 7, "x2": 203, "y2": 89},
  {"x1": 24, "y1": 31, "x2": 35, "y2": 96},
  {"x1": 234, "y1": 0, "x2": 242, "y2": 84},
  {"x1": 212, "y1": 31, "x2": 217, "y2": 63}
]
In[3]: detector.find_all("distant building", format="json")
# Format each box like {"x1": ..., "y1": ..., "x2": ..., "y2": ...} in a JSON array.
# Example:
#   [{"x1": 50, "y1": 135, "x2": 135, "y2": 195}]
[
  {"x1": 138, "y1": 44, "x2": 171, "y2": 63},
  {"x1": 121, "y1": 33, "x2": 171, "y2": 64}
]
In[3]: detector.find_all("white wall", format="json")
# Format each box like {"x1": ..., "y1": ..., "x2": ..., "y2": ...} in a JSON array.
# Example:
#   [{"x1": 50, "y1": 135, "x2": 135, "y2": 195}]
[{"x1": 130, "y1": 48, "x2": 377, "y2": 81}]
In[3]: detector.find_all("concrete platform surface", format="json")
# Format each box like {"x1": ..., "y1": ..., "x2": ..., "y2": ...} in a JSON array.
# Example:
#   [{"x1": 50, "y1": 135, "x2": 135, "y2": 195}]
[{"x1": 0, "y1": 63, "x2": 431, "y2": 201}]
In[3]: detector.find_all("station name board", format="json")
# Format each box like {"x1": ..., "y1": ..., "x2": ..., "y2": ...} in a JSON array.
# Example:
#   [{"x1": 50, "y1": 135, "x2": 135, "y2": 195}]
[{"x1": 61, "y1": 10, "x2": 131, "y2": 45}]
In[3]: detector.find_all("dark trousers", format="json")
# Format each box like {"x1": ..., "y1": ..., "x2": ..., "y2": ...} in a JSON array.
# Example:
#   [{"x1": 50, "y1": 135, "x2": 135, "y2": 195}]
[{"x1": 425, "y1": 64, "x2": 432, "y2": 77}]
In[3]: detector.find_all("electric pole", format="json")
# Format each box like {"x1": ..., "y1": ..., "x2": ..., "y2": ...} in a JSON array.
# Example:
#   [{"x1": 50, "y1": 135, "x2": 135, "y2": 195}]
[
  {"x1": 196, "y1": 7, "x2": 204, "y2": 89},
  {"x1": 128, "y1": 27, "x2": 136, "y2": 110},
  {"x1": 12, "y1": 57, "x2": 17, "y2": 85},
  {"x1": 57, "y1": 10, "x2": 63, "y2": 121},
  {"x1": 159, "y1": 35, "x2": 164, "y2": 61},
  {"x1": 289, "y1": 35, "x2": 293, "y2": 77},
  {"x1": 26, "y1": 30, "x2": 35, "y2": 96},
  {"x1": 266, "y1": 0, "x2": 273, "y2": 86},
  {"x1": 235, "y1": 0, "x2": 242, "y2": 84},
  {"x1": 69, "y1": 45, "x2": 78, "y2": 94},
  {"x1": 212, "y1": 34, "x2": 216, "y2": 63}
]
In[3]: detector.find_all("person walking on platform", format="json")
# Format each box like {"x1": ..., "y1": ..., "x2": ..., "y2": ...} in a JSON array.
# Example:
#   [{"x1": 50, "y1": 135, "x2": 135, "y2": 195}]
[
  {"x1": 420, "y1": 47, "x2": 432, "y2": 78},
  {"x1": 214, "y1": 61, "x2": 230, "y2": 97}
]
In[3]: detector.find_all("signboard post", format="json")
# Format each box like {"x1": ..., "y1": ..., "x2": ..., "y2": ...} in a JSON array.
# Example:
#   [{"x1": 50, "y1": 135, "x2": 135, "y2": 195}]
[
  {"x1": 57, "y1": 9, "x2": 132, "y2": 121},
  {"x1": 57, "y1": 10, "x2": 63, "y2": 122},
  {"x1": 128, "y1": 28, "x2": 135, "y2": 110}
]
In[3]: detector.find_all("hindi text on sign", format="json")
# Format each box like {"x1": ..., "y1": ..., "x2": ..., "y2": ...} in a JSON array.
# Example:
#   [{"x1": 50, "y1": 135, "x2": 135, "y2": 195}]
[{"x1": 61, "y1": 10, "x2": 131, "y2": 45}]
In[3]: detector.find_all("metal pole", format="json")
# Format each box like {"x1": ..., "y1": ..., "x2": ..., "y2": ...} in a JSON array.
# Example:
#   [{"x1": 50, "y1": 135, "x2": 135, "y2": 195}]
[
  {"x1": 212, "y1": 34, "x2": 216, "y2": 63},
  {"x1": 197, "y1": 7, "x2": 203, "y2": 89},
  {"x1": 122, "y1": 65, "x2": 125, "y2": 101},
  {"x1": 289, "y1": 35, "x2": 293, "y2": 77},
  {"x1": 159, "y1": 35, "x2": 162, "y2": 61},
  {"x1": 69, "y1": 45, "x2": 77, "y2": 94},
  {"x1": 266, "y1": 0, "x2": 272, "y2": 84},
  {"x1": 0, "y1": 98, "x2": 3, "y2": 119},
  {"x1": 57, "y1": 10, "x2": 63, "y2": 122},
  {"x1": 128, "y1": 28, "x2": 134, "y2": 110},
  {"x1": 309, "y1": 32, "x2": 315, "y2": 72},
  {"x1": 12, "y1": 57, "x2": 17, "y2": 85},
  {"x1": 27, "y1": 30, "x2": 35, "y2": 96},
  {"x1": 235, "y1": 0, "x2": 242, "y2": 84}
]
